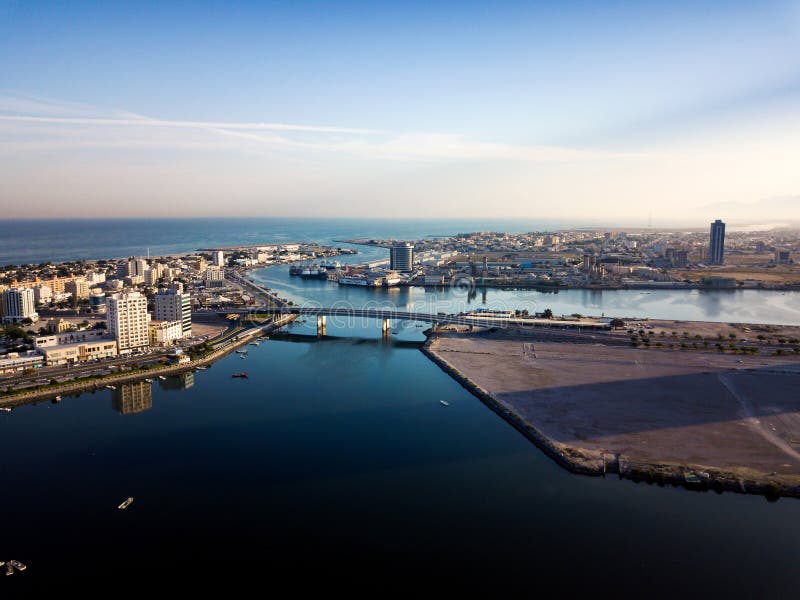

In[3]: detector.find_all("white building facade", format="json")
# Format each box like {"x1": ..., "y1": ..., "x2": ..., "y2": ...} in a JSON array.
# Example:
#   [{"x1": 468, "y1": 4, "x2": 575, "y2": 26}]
[
  {"x1": 153, "y1": 288, "x2": 192, "y2": 338},
  {"x1": 107, "y1": 291, "x2": 150, "y2": 352},
  {"x1": 2, "y1": 287, "x2": 39, "y2": 323}
]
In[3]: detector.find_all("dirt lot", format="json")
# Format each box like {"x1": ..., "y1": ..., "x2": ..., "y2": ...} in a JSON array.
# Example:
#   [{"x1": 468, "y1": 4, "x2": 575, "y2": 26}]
[
  {"x1": 429, "y1": 332, "x2": 800, "y2": 476},
  {"x1": 191, "y1": 322, "x2": 227, "y2": 338}
]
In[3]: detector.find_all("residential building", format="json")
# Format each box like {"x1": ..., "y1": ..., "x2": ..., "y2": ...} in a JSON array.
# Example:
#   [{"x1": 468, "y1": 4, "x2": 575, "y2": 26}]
[
  {"x1": 144, "y1": 263, "x2": 164, "y2": 286},
  {"x1": 65, "y1": 279, "x2": 90, "y2": 300},
  {"x1": 709, "y1": 219, "x2": 726, "y2": 265},
  {"x1": 153, "y1": 288, "x2": 192, "y2": 337},
  {"x1": 107, "y1": 291, "x2": 150, "y2": 352},
  {"x1": 775, "y1": 249, "x2": 791, "y2": 265},
  {"x1": 213, "y1": 250, "x2": 225, "y2": 267},
  {"x1": 33, "y1": 284, "x2": 53, "y2": 303},
  {"x1": 86, "y1": 271, "x2": 106, "y2": 285},
  {"x1": 132, "y1": 258, "x2": 148, "y2": 277},
  {"x1": 390, "y1": 243, "x2": 414, "y2": 272},
  {"x1": 204, "y1": 267, "x2": 225, "y2": 288},
  {"x1": 2, "y1": 287, "x2": 38, "y2": 323},
  {"x1": 148, "y1": 319, "x2": 184, "y2": 347}
]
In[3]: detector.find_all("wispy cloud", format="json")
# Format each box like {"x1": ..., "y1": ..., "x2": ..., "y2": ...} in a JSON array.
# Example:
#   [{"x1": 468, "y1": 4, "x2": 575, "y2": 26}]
[
  {"x1": 0, "y1": 114, "x2": 382, "y2": 134},
  {"x1": 0, "y1": 93, "x2": 624, "y2": 163}
]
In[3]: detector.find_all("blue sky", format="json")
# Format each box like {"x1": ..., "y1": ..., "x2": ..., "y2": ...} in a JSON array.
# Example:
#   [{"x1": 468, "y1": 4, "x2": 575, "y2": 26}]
[{"x1": 1, "y1": 1, "x2": 799, "y2": 224}]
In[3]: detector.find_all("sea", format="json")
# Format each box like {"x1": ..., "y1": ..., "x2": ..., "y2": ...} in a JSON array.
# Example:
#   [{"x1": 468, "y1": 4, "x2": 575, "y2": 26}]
[{"x1": 2, "y1": 218, "x2": 800, "y2": 589}]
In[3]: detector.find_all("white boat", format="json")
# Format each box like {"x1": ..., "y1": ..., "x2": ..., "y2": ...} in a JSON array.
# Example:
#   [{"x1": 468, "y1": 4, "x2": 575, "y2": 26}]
[
  {"x1": 144, "y1": 378, "x2": 153, "y2": 383},
  {"x1": 117, "y1": 497, "x2": 134, "y2": 510},
  {"x1": 0, "y1": 407, "x2": 11, "y2": 413},
  {"x1": 195, "y1": 366, "x2": 208, "y2": 371},
  {"x1": 440, "y1": 400, "x2": 450, "y2": 407},
  {"x1": 54, "y1": 395, "x2": 62, "y2": 402},
  {"x1": 338, "y1": 275, "x2": 369, "y2": 286},
  {"x1": 158, "y1": 376, "x2": 166, "y2": 381},
  {"x1": 236, "y1": 349, "x2": 248, "y2": 355},
  {"x1": 105, "y1": 385, "x2": 116, "y2": 390}
]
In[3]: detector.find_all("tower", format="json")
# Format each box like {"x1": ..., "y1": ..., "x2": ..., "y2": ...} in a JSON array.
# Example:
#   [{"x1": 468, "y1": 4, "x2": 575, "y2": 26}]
[{"x1": 709, "y1": 219, "x2": 726, "y2": 265}]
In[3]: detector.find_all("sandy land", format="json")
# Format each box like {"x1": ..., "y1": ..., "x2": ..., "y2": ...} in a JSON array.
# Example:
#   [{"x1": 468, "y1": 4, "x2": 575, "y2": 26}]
[
  {"x1": 427, "y1": 332, "x2": 800, "y2": 481},
  {"x1": 191, "y1": 322, "x2": 227, "y2": 338}
]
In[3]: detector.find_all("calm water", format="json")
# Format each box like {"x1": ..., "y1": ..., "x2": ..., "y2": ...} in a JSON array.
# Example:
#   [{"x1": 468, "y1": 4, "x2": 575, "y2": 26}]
[
  {"x1": 0, "y1": 217, "x2": 571, "y2": 265},
  {"x1": 3, "y1": 220, "x2": 800, "y2": 589},
  {"x1": 254, "y1": 264, "x2": 800, "y2": 326}
]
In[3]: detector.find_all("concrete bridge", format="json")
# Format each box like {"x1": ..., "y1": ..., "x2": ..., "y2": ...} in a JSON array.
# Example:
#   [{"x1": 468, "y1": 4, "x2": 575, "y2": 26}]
[{"x1": 281, "y1": 306, "x2": 610, "y2": 336}]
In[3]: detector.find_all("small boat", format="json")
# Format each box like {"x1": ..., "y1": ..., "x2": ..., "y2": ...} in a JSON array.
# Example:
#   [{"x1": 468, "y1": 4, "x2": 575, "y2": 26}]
[
  {"x1": 54, "y1": 395, "x2": 62, "y2": 402},
  {"x1": 249, "y1": 342, "x2": 259, "y2": 347},
  {"x1": 236, "y1": 349, "x2": 248, "y2": 355},
  {"x1": 239, "y1": 355, "x2": 247, "y2": 359},
  {"x1": 232, "y1": 372, "x2": 248, "y2": 379},
  {"x1": 144, "y1": 378, "x2": 153, "y2": 383},
  {"x1": 117, "y1": 497, "x2": 134, "y2": 510},
  {"x1": 195, "y1": 366, "x2": 208, "y2": 371},
  {"x1": 440, "y1": 400, "x2": 450, "y2": 407},
  {"x1": 0, "y1": 407, "x2": 11, "y2": 413},
  {"x1": 105, "y1": 385, "x2": 116, "y2": 391},
  {"x1": 158, "y1": 376, "x2": 166, "y2": 381}
]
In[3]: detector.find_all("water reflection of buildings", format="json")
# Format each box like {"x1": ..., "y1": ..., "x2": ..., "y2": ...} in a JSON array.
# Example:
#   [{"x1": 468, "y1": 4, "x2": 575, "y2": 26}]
[
  {"x1": 112, "y1": 381, "x2": 153, "y2": 415},
  {"x1": 158, "y1": 372, "x2": 195, "y2": 391}
]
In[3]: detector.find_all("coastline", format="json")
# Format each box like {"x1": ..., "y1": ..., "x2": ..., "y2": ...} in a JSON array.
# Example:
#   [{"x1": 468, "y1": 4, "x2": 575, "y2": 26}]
[
  {"x1": 0, "y1": 314, "x2": 296, "y2": 408},
  {"x1": 422, "y1": 331, "x2": 800, "y2": 499}
]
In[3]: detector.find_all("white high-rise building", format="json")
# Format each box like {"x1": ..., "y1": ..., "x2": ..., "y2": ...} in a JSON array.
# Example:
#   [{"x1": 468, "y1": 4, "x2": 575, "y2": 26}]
[
  {"x1": 132, "y1": 258, "x2": 149, "y2": 277},
  {"x1": 107, "y1": 291, "x2": 150, "y2": 352},
  {"x1": 144, "y1": 263, "x2": 164, "y2": 286},
  {"x1": 153, "y1": 288, "x2": 192, "y2": 338},
  {"x1": 213, "y1": 250, "x2": 225, "y2": 267},
  {"x1": 2, "y1": 287, "x2": 39, "y2": 323},
  {"x1": 33, "y1": 284, "x2": 53, "y2": 303}
]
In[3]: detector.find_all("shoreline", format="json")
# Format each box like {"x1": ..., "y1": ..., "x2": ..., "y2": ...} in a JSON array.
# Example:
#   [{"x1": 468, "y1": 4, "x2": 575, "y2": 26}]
[
  {"x1": 422, "y1": 332, "x2": 800, "y2": 500},
  {"x1": 0, "y1": 314, "x2": 296, "y2": 408}
]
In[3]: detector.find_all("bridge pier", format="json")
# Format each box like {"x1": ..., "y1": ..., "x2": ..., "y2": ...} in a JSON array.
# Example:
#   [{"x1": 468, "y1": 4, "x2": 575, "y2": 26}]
[
  {"x1": 382, "y1": 318, "x2": 390, "y2": 336},
  {"x1": 316, "y1": 315, "x2": 326, "y2": 336}
]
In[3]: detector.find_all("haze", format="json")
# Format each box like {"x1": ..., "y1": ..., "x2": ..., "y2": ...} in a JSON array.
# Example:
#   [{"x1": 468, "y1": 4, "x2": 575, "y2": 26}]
[{"x1": 1, "y1": 1, "x2": 799, "y2": 225}]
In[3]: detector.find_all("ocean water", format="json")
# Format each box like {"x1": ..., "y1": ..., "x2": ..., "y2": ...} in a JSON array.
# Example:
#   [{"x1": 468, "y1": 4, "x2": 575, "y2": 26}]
[{"x1": 0, "y1": 217, "x2": 571, "y2": 265}]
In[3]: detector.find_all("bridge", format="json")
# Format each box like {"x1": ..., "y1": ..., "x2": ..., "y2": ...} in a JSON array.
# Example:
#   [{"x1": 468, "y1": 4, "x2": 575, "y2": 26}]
[
  {"x1": 224, "y1": 276, "x2": 610, "y2": 336},
  {"x1": 281, "y1": 306, "x2": 610, "y2": 336}
]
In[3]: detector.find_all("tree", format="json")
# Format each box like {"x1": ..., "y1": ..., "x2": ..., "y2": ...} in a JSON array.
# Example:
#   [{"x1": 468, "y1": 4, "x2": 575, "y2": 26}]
[
  {"x1": 542, "y1": 308, "x2": 553, "y2": 319},
  {"x1": 610, "y1": 318, "x2": 625, "y2": 330}
]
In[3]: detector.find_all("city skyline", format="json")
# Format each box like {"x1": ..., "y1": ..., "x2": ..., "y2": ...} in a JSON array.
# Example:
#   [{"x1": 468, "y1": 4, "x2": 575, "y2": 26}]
[{"x1": 1, "y1": 1, "x2": 800, "y2": 223}]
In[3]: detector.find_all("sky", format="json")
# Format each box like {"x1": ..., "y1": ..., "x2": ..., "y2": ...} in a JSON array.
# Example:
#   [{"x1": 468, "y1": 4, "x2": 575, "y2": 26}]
[{"x1": 1, "y1": 0, "x2": 800, "y2": 225}]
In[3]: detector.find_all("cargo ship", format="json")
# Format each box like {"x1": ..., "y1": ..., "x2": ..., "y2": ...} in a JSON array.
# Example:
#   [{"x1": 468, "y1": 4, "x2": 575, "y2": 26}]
[{"x1": 289, "y1": 264, "x2": 328, "y2": 279}]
